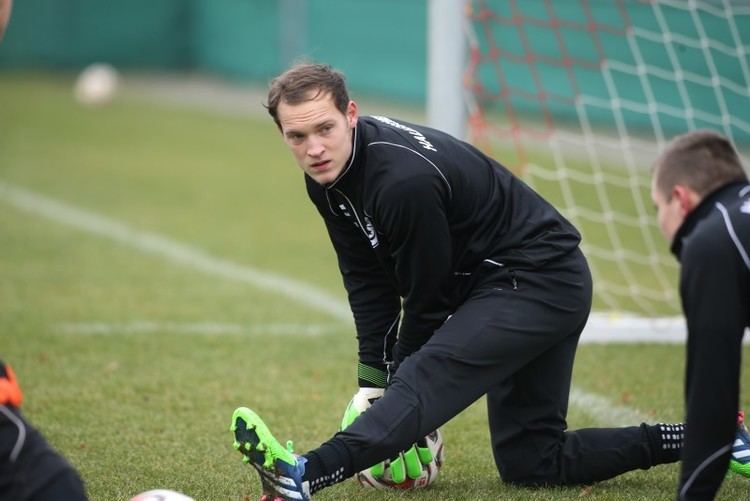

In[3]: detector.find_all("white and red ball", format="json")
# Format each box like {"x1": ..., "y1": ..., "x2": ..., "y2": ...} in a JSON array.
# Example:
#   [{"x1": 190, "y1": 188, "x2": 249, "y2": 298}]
[{"x1": 130, "y1": 489, "x2": 194, "y2": 501}]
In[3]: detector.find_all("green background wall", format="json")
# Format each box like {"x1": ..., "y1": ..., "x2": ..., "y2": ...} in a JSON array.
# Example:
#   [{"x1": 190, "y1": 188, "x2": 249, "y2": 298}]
[
  {"x1": 0, "y1": 0, "x2": 427, "y2": 102},
  {"x1": 0, "y1": 0, "x2": 746, "y2": 143}
]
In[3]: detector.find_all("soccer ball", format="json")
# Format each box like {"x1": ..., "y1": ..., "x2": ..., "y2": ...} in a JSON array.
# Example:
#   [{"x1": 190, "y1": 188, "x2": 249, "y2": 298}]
[
  {"x1": 129, "y1": 489, "x2": 194, "y2": 501},
  {"x1": 342, "y1": 389, "x2": 445, "y2": 490},
  {"x1": 355, "y1": 429, "x2": 444, "y2": 489},
  {"x1": 74, "y1": 63, "x2": 119, "y2": 106}
]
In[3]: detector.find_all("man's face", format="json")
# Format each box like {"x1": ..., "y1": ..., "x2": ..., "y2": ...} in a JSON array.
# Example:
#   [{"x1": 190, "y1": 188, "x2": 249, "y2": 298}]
[
  {"x1": 276, "y1": 91, "x2": 358, "y2": 185},
  {"x1": 651, "y1": 174, "x2": 686, "y2": 244}
]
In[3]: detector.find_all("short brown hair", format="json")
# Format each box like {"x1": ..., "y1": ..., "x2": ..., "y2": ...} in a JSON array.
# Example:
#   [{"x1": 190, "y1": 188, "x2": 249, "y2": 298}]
[
  {"x1": 653, "y1": 129, "x2": 747, "y2": 199},
  {"x1": 265, "y1": 63, "x2": 350, "y2": 130}
]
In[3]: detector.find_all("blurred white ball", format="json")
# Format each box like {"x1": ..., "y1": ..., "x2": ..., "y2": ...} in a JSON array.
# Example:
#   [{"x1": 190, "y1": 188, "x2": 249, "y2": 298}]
[
  {"x1": 74, "y1": 63, "x2": 119, "y2": 106},
  {"x1": 129, "y1": 489, "x2": 194, "y2": 501}
]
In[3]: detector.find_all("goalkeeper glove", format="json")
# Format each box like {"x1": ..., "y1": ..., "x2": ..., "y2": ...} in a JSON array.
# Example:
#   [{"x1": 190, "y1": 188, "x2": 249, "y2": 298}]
[{"x1": 340, "y1": 387, "x2": 435, "y2": 483}]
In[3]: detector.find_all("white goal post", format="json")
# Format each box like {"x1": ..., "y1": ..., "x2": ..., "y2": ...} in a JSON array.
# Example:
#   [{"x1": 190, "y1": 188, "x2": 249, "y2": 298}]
[{"x1": 427, "y1": 0, "x2": 468, "y2": 140}]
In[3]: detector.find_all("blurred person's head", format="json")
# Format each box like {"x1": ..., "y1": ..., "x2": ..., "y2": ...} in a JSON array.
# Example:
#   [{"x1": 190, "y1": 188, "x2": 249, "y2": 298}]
[
  {"x1": 651, "y1": 129, "x2": 747, "y2": 242},
  {"x1": 267, "y1": 63, "x2": 358, "y2": 186},
  {"x1": 0, "y1": 0, "x2": 12, "y2": 41}
]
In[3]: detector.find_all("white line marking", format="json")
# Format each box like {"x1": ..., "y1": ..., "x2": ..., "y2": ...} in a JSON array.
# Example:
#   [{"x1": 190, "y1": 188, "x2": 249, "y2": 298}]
[
  {"x1": 0, "y1": 180, "x2": 352, "y2": 323},
  {"x1": 568, "y1": 387, "x2": 650, "y2": 426},
  {"x1": 2, "y1": 179, "x2": 697, "y2": 342},
  {"x1": 0, "y1": 181, "x2": 699, "y2": 427},
  {"x1": 581, "y1": 313, "x2": 750, "y2": 344},
  {"x1": 55, "y1": 321, "x2": 338, "y2": 336},
  {"x1": 581, "y1": 314, "x2": 686, "y2": 343}
]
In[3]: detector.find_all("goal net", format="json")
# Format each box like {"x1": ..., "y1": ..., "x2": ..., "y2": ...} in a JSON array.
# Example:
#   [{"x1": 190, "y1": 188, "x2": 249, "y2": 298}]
[{"x1": 465, "y1": 0, "x2": 750, "y2": 318}]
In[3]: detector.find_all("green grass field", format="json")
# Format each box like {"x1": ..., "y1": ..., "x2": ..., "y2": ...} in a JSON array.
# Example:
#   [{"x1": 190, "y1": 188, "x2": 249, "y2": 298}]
[{"x1": 1, "y1": 73, "x2": 749, "y2": 500}]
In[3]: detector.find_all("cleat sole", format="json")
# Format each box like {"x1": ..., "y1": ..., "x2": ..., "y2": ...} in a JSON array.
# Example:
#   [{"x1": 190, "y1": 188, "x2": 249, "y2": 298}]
[
  {"x1": 230, "y1": 407, "x2": 297, "y2": 470},
  {"x1": 230, "y1": 407, "x2": 309, "y2": 500}
]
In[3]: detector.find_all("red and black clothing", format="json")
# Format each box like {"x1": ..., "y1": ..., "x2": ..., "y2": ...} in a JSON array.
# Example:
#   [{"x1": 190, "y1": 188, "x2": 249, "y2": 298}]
[{"x1": 0, "y1": 361, "x2": 87, "y2": 500}]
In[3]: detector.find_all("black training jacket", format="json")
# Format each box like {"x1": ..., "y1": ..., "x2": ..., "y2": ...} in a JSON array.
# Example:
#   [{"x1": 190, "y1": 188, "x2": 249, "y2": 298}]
[
  {"x1": 306, "y1": 116, "x2": 581, "y2": 367},
  {"x1": 673, "y1": 181, "x2": 750, "y2": 500}
]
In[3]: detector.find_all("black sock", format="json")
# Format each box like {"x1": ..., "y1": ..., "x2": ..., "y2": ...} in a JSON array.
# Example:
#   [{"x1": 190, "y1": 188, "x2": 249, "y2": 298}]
[
  {"x1": 302, "y1": 437, "x2": 354, "y2": 494},
  {"x1": 646, "y1": 422, "x2": 684, "y2": 464}
]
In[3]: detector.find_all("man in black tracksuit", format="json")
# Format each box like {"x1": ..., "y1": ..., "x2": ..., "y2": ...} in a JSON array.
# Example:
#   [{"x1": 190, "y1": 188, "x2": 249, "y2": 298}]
[
  {"x1": 308, "y1": 113, "x2": 584, "y2": 388},
  {"x1": 651, "y1": 130, "x2": 750, "y2": 500},
  {"x1": 230, "y1": 63, "x2": 684, "y2": 500}
]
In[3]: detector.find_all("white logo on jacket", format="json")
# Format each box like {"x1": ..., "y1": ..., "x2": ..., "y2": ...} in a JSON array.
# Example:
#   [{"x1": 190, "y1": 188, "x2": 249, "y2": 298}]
[
  {"x1": 364, "y1": 216, "x2": 379, "y2": 248},
  {"x1": 371, "y1": 116, "x2": 437, "y2": 152},
  {"x1": 338, "y1": 203, "x2": 352, "y2": 217},
  {"x1": 741, "y1": 199, "x2": 750, "y2": 214}
]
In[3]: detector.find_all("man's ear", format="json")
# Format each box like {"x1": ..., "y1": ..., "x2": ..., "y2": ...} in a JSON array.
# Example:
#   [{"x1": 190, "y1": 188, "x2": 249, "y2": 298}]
[
  {"x1": 346, "y1": 100, "x2": 359, "y2": 128},
  {"x1": 672, "y1": 185, "x2": 699, "y2": 215}
]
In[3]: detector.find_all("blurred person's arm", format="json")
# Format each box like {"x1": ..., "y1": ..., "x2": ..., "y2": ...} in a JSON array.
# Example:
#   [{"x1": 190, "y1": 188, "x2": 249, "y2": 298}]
[{"x1": 0, "y1": 0, "x2": 12, "y2": 41}]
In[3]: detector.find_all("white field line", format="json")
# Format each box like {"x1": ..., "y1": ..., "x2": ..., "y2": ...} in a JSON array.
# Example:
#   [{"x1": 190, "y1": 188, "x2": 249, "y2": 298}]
[
  {"x1": 2, "y1": 179, "x2": 691, "y2": 341},
  {"x1": 55, "y1": 321, "x2": 339, "y2": 337},
  {"x1": 581, "y1": 314, "x2": 686, "y2": 343},
  {"x1": 0, "y1": 180, "x2": 687, "y2": 426},
  {"x1": 569, "y1": 387, "x2": 651, "y2": 426},
  {"x1": 55, "y1": 321, "x2": 655, "y2": 425},
  {"x1": 0, "y1": 180, "x2": 352, "y2": 323},
  {"x1": 581, "y1": 314, "x2": 750, "y2": 344}
]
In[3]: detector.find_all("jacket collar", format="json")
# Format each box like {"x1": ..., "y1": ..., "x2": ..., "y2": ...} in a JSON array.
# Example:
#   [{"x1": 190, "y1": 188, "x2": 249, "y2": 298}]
[
  {"x1": 671, "y1": 181, "x2": 748, "y2": 259},
  {"x1": 325, "y1": 118, "x2": 365, "y2": 191}
]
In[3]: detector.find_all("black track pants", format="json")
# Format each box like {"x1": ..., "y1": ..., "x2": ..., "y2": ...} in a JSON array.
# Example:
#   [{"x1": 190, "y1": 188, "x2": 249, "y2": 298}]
[{"x1": 336, "y1": 248, "x2": 659, "y2": 485}]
